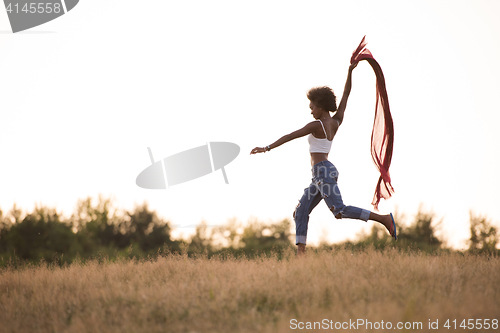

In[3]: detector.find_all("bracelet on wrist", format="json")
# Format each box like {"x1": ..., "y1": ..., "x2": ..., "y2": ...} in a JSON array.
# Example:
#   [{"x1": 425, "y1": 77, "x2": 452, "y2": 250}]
[{"x1": 266, "y1": 145, "x2": 271, "y2": 152}]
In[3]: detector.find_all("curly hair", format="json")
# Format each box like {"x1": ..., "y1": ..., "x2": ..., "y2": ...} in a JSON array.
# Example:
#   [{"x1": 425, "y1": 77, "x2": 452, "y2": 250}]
[{"x1": 307, "y1": 86, "x2": 337, "y2": 112}]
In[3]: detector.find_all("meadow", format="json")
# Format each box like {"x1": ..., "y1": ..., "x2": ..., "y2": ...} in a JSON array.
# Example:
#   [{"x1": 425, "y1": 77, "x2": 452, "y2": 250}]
[{"x1": 1, "y1": 247, "x2": 499, "y2": 333}]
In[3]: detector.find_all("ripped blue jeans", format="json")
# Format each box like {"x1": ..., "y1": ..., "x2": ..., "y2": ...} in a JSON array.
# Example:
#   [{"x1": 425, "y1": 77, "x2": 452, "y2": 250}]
[{"x1": 293, "y1": 160, "x2": 371, "y2": 245}]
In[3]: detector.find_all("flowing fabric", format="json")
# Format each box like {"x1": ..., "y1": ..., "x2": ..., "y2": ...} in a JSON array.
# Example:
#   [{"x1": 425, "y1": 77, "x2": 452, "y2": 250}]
[{"x1": 350, "y1": 36, "x2": 394, "y2": 210}]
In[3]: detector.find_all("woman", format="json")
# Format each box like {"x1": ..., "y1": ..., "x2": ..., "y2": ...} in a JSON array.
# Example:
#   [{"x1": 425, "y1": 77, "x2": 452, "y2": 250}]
[{"x1": 250, "y1": 63, "x2": 396, "y2": 255}]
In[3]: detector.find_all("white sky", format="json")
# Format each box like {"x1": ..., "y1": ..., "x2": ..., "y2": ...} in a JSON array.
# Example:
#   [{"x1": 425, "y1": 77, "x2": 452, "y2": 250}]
[{"x1": 1, "y1": 0, "x2": 499, "y2": 249}]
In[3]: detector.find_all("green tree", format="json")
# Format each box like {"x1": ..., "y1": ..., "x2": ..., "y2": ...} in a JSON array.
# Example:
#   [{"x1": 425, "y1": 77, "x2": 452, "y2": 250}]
[
  {"x1": 120, "y1": 202, "x2": 179, "y2": 253},
  {"x1": 1, "y1": 205, "x2": 77, "y2": 263},
  {"x1": 186, "y1": 218, "x2": 294, "y2": 258},
  {"x1": 71, "y1": 196, "x2": 180, "y2": 256},
  {"x1": 188, "y1": 221, "x2": 216, "y2": 253},
  {"x1": 238, "y1": 218, "x2": 292, "y2": 252},
  {"x1": 70, "y1": 195, "x2": 118, "y2": 255},
  {"x1": 469, "y1": 212, "x2": 498, "y2": 253},
  {"x1": 400, "y1": 207, "x2": 442, "y2": 248}
]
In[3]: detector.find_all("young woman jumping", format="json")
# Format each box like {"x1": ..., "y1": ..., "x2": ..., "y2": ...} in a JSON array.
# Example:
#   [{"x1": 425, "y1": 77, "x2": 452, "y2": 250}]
[{"x1": 250, "y1": 62, "x2": 397, "y2": 255}]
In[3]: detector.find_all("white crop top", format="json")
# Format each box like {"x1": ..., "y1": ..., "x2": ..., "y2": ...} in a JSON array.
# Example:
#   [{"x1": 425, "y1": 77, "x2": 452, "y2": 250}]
[{"x1": 308, "y1": 119, "x2": 333, "y2": 153}]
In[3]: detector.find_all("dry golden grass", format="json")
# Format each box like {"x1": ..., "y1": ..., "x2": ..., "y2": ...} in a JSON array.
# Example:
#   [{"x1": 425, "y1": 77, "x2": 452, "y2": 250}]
[{"x1": 1, "y1": 248, "x2": 499, "y2": 333}]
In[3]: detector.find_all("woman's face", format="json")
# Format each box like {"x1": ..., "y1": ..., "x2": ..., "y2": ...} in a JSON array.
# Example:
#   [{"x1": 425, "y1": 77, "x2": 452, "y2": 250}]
[{"x1": 309, "y1": 101, "x2": 323, "y2": 119}]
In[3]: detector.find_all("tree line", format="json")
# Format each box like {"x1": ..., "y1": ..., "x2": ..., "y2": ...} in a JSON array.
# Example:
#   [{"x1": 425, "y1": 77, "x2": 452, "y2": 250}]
[{"x1": 0, "y1": 196, "x2": 498, "y2": 266}]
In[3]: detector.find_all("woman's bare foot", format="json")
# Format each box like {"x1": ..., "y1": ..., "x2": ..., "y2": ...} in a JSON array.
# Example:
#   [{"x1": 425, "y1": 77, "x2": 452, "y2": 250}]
[
  {"x1": 381, "y1": 214, "x2": 394, "y2": 236},
  {"x1": 297, "y1": 244, "x2": 306, "y2": 256},
  {"x1": 369, "y1": 212, "x2": 396, "y2": 239}
]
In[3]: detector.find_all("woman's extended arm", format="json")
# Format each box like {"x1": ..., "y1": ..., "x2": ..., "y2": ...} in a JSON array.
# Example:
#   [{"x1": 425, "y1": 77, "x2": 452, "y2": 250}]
[
  {"x1": 333, "y1": 63, "x2": 357, "y2": 126},
  {"x1": 250, "y1": 121, "x2": 318, "y2": 154}
]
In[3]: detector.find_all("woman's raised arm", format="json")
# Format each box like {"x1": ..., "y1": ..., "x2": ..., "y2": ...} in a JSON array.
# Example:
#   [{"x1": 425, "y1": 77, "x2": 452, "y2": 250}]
[{"x1": 333, "y1": 63, "x2": 357, "y2": 126}]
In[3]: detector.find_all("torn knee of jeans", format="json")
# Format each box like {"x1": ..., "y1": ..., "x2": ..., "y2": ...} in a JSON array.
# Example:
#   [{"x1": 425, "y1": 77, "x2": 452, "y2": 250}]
[
  {"x1": 330, "y1": 206, "x2": 343, "y2": 219},
  {"x1": 293, "y1": 202, "x2": 301, "y2": 219}
]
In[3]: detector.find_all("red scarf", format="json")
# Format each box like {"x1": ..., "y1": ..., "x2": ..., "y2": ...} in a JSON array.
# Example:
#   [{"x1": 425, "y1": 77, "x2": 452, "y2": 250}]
[{"x1": 350, "y1": 36, "x2": 395, "y2": 210}]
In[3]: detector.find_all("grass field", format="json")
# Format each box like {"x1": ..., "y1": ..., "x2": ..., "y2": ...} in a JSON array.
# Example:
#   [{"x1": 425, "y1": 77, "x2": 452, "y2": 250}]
[{"x1": 1, "y1": 247, "x2": 499, "y2": 332}]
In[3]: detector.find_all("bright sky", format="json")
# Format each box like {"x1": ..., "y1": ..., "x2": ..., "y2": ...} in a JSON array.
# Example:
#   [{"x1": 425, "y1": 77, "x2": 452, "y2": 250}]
[{"x1": 1, "y1": 1, "x2": 499, "y2": 249}]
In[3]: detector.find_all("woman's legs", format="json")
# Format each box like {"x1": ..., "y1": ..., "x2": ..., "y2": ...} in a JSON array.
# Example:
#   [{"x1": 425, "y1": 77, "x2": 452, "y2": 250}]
[
  {"x1": 320, "y1": 179, "x2": 396, "y2": 237},
  {"x1": 293, "y1": 182, "x2": 323, "y2": 254},
  {"x1": 293, "y1": 161, "x2": 396, "y2": 256}
]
